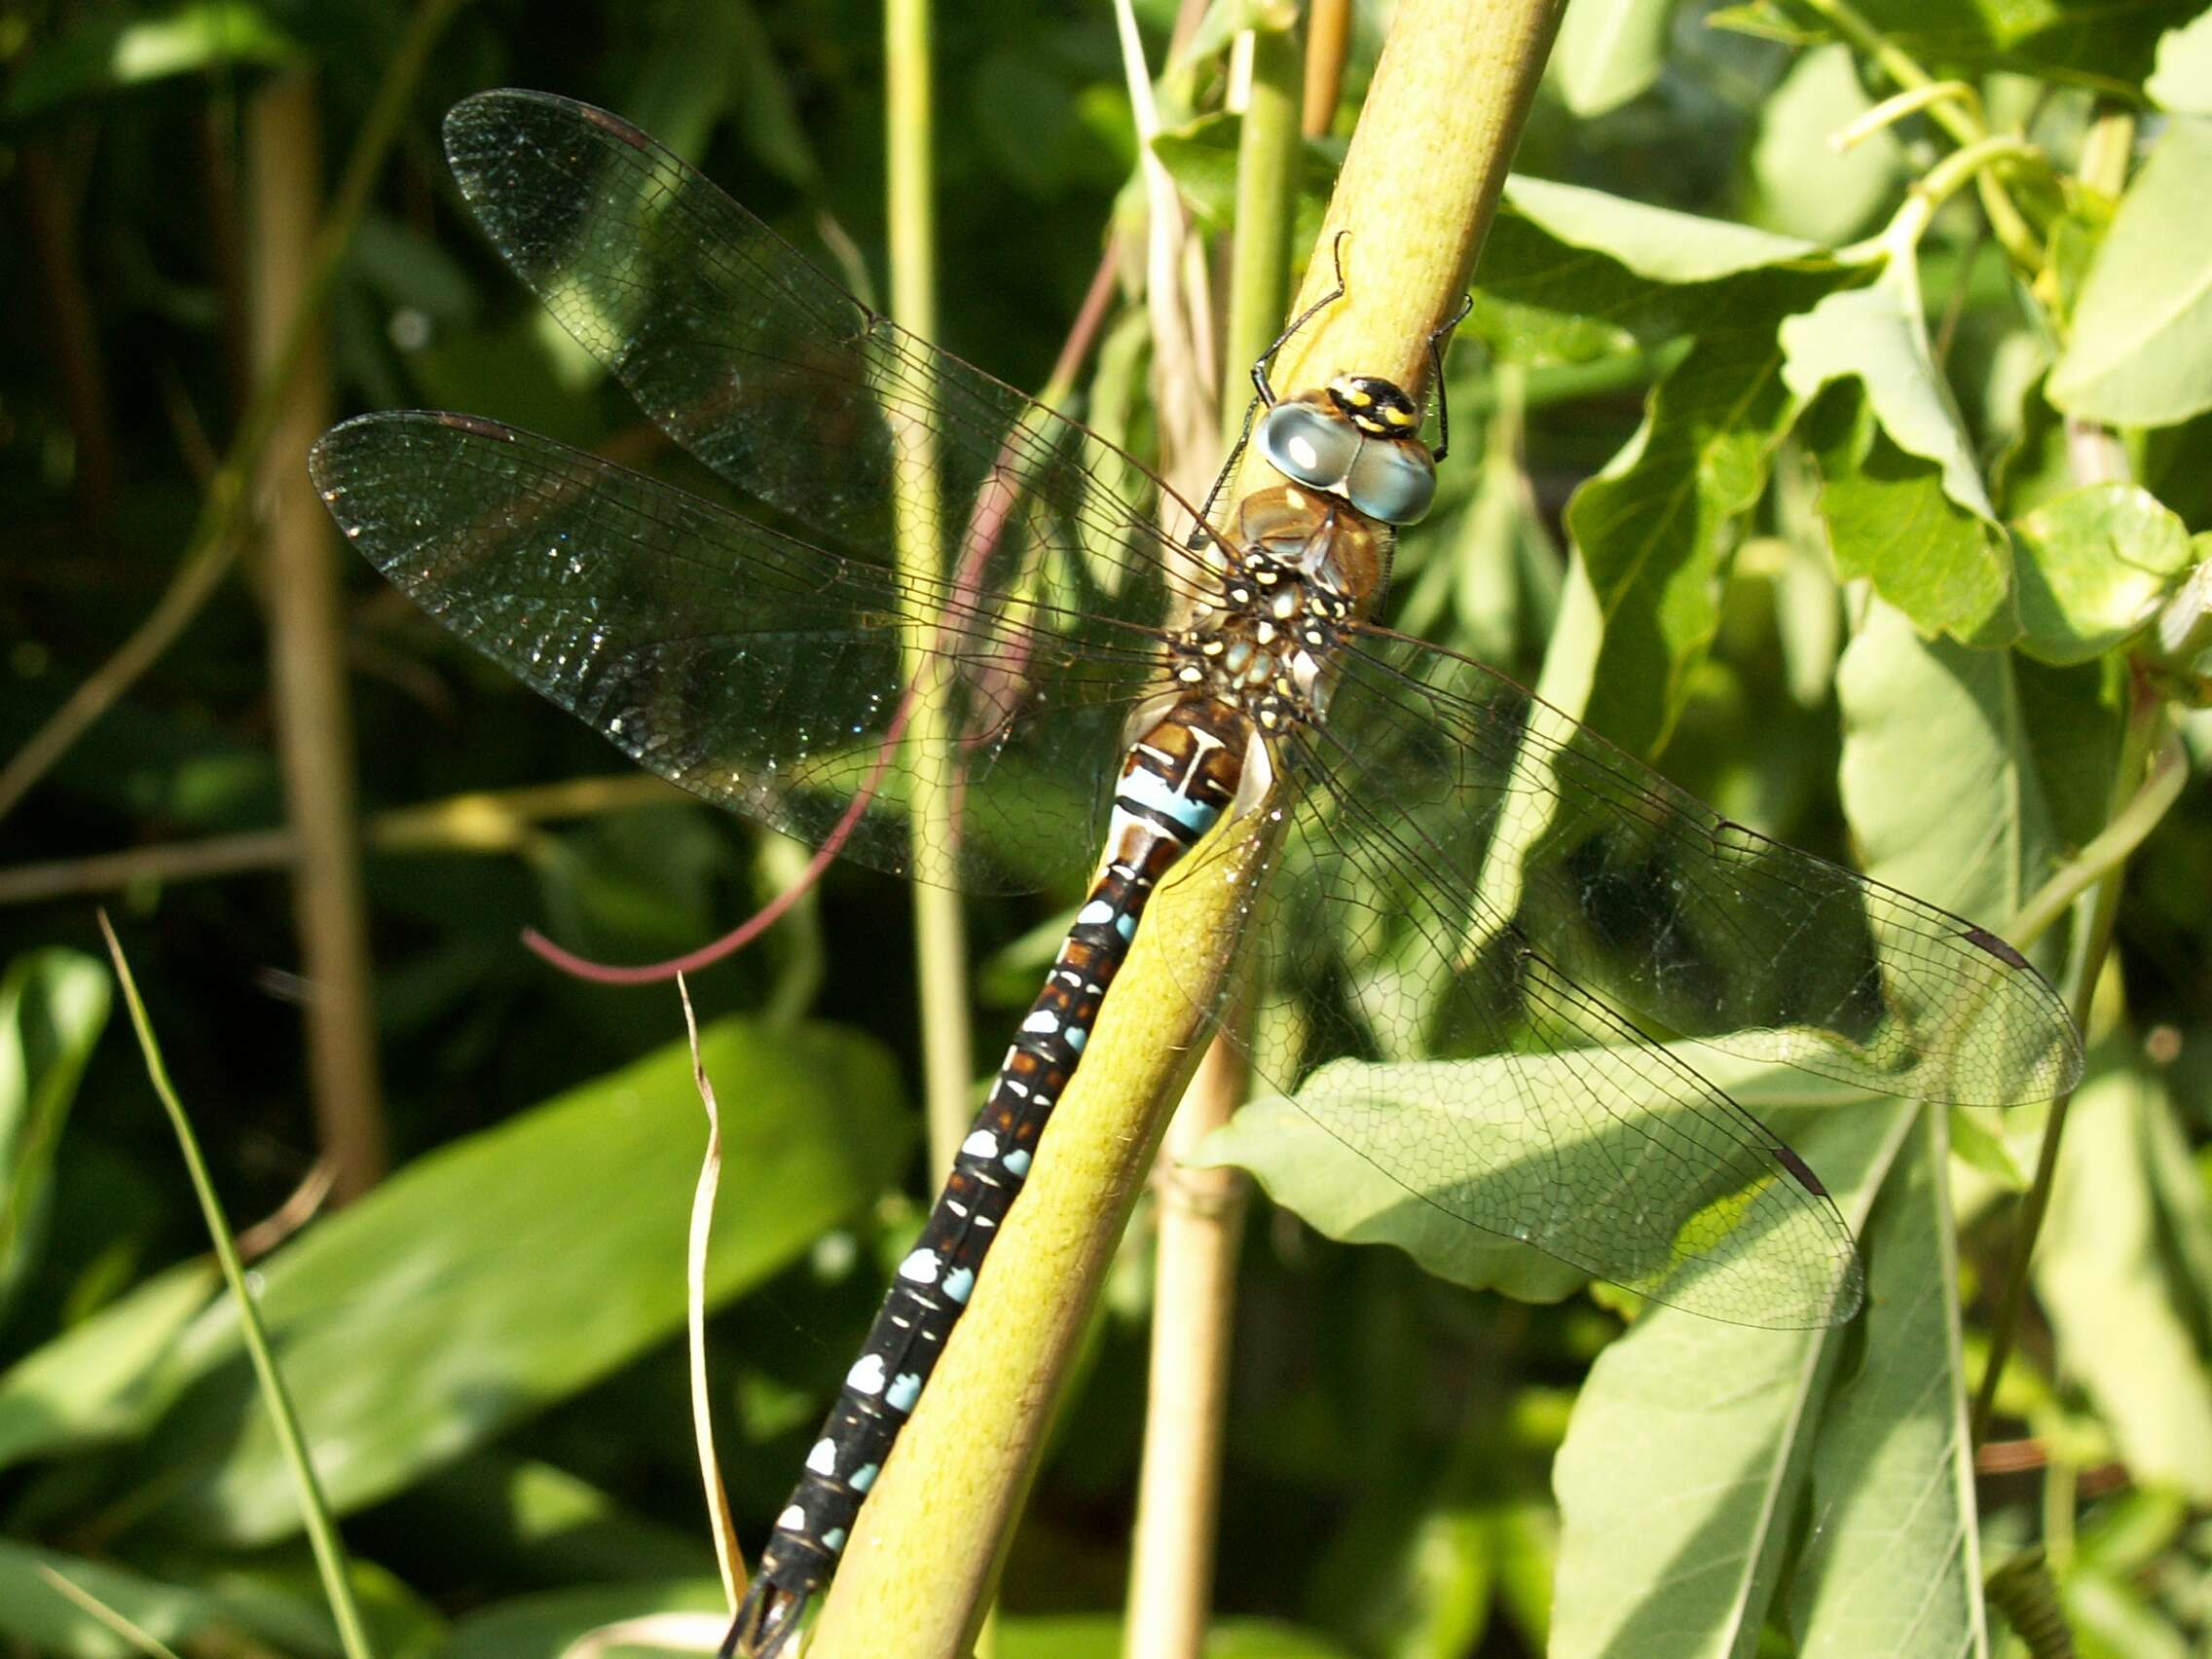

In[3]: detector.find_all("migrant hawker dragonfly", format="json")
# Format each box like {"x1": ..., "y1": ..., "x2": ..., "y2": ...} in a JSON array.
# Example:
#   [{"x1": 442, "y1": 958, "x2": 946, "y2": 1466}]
[{"x1": 310, "y1": 89, "x2": 2083, "y2": 1658}]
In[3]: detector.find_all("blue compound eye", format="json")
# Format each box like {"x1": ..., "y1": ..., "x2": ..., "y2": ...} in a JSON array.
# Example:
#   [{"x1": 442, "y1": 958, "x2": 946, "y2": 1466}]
[
  {"x1": 1258, "y1": 400, "x2": 1360, "y2": 491},
  {"x1": 1346, "y1": 438, "x2": 1437, "y2": 524}
]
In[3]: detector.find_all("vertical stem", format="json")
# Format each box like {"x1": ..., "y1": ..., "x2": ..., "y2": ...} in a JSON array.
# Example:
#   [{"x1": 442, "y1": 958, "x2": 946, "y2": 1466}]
[
  {"x1": 886, "y1": 0, "x2": 975, "y2": 1177},
  {"x1": 1125, "y1": 22, "x2": 1300, "y2": 1659},
  {"x1": 811, "y1": 4, "x2": 1560, "y2": 1653},
  {"x1": 1971, "y1": 684, "x2": 2161, "y2": 1444},
  {"x1": 1302, "y1": 0, "x2": 1351, "y2": 135},
  {"x1": 249, "y1": 72, "x2": 387, "y2": 1201}
]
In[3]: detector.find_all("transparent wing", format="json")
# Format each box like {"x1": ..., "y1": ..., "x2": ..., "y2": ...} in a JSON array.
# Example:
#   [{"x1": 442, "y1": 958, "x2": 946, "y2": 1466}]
[
  {"x1": 1205, "y1": 763, "x2": 1864, "y2": 1330},
  {"x1": 1318, "y1": 632, "x2": 2083, "y2": 1107},
  {"x1": 440, "y1": 89, "x2": 1221, "y2": 617},
  {"x1": 311, "y1": 413, "x2": 1165, "y2": 891}
]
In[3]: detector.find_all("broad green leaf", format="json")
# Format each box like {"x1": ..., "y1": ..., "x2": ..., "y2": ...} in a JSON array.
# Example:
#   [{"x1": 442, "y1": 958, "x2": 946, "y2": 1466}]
[
  {"x1": 1801, "y1": 388, "x2": 2015, "y2": 644},
  {"x1": 1787, "y1": 1112, "x2": 1987, "y2": 1658},
  {"x1": 1765, "y1": 0, "x2": 2194, "y2": 89},
  {"x1": 124, "y1": 1016, "x2": 906, "y2": 1543},
  {"x1": 1550, "y1": 1105, "x2": 1912, "y2": 1659},
  {"x1": 0, "y1": 948, "x2": 110, "y2": 1313},
  {"x1": 0, "y1": 1258, "x2": 219, "y2": 1472},
  {"x1": 2148, "y1": 9, "x2": 2212, "y2": 113},
  {"x1": 1464, "y1": 187, "x2": 1824, "y2": 367},
  {"x1": 2048, "y1": 119, "x2": 2212, "y2": 428},
  {"x1": 0, "y1": 1536, "x2": 227, "y2": 1657},
  {"x1": 2038, "y1": 1059, "x2": 2212, "y2": 1503},
  {"x1": 1552, "y1": 0, "x2": 1675, "y2": 117},
  {"x1": 2064, "y1": 1564, "x2": 2194, "y2": 1659},
  {"x1": 1744, "y1": 46, "x2": 1905, "y2": 246},
  {"x1": 1500, "y1": 177, "x2": 1823, "y2": 283},
  {"x1": 1836, "y1": 598, "x2": 2057, "y2": 926},
  {"x1": 2012, "y1": 483, "x2": 2194, "y2": 664},
  {"x1": 1568, "y1": 265, "x2": 1835, "y2": 755},
  {"x1": 1782, "y1": 272, "x2": 2000, "y2": 530}
]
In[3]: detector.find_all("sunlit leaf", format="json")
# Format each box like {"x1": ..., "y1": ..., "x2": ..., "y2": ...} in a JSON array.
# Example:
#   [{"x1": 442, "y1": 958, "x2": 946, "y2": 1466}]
[
  {"x1": 120, "y1": 1016, "x2": 907, "y2": 1544},
  {"x1": 2038, "y1": 1058, "x2": 2212, "y2": 1504},
  {"x1": 1551, "y1": 0, "x2": 1675, "y2": 117},
  {"x1": 2012, "y1": 483, "x2": 2194, "y2": 665},
  {"x1": 0, "y1": 949, "x2": 110, "y2": 1316},
  {"x1": 2048, "y1": 120, "x2": 2212, "y2": 428}
]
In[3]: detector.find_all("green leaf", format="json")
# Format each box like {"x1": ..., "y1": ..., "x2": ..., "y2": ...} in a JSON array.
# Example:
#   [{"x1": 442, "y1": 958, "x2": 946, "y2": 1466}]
[
  {"x1": 1463, "y1": 185, "x2": 1825, "y2": 367},
  {"x1": 1765, "y1": 0, "x2": 2194, "y2": 89},
  {"x1": 1551, "y1": 0, "x2": 1676, "y2": 117},
  {"x1": 0, "y1": 949, "x2": 110, "y2": 1315},
  {"x1": 1550, "y1": 1105, "x2": 1913, "y2": 1659},
  {"x1": 2012, "y1": 483, "x2": 2195, "y2": 664},
  {"x1": 2048, "y1": 119, "x2": 2212, "y2": 428},
  {"x1": 1568, "y1": 265, "x2": 1835, "y2": 755},
  {"x1": 0, "y1": 1259, "x2": 219, "y2": 1472},
  {"x1": 0, "y1": 1535, "x2": 225, "y2": 1657},
  {"x1": 1836, "y1": 598, "x2": 2058, "y2": 924},
  {"x1": 2038, "y1": 1058, "x2": 2212, "y2": 1504},
  {"x1": 1787, "y1": 1112, "x2": 1988, "y2": 1656},
  {"x1": 2148, "y1": 9, "x2": 2212, "y2": 113},
  {"x1": 1501, "y1": 176, "x2": 1824, "y2": 284},
  {"x1": 1801, "y1": 387, "x2": 2015, "y2": 644},
  {"x1": 1785, "y1": 262, "x2": 2023, "y2": 642},
  {"x1": 124, "y1": 1016, "x2": 907, "y2": 1544},
  {"x1": 1744, "y1": 46, "x2": 1905, "y2": 246}
]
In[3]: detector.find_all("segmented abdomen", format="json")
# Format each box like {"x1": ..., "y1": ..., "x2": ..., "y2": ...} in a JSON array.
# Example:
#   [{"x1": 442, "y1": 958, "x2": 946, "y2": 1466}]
[{"x1": 727, "y1": 696, "x2": 1247, "y2": 1657}]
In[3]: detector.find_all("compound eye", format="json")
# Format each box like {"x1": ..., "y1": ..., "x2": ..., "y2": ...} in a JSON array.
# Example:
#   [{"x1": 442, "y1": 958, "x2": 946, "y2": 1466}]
[
  {"x1": 1258, "y1": 401, "x2": 1359, "y2": 491},
  {"x1": 1346, "y1": 439, "x2": 1437, "y2": 524}
]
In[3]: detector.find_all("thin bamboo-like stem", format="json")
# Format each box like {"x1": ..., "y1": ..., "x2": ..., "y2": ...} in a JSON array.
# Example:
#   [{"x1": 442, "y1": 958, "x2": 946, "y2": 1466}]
[
  {"x1": 1302, "y1": 0, "x2": 1351, "y2": 135},
  {"x1": 809, "y1": 3, "x2": 1564, "y2": 1654},
  {"x1": 1124, "y1": 20, "x2": 1300, "y2": 1658},
  {"x1": 0, "y1": 0, "x2": 468, "y2": 825},
  {"x1": 249, "y1": 72, "x2": 387, "y2": 1200},
  {"x1": 886, "y1": 0, "x2": 975, "y2": 1178}
]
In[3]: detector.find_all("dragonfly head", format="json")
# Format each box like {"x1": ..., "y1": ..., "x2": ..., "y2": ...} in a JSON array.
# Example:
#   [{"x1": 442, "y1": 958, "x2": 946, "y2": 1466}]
[{"x1": 1256, "y1": 378, "x2": 1438, "y2": 526}]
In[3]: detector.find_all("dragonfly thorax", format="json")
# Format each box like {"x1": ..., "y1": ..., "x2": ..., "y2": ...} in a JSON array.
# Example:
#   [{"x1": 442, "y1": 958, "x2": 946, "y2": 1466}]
[{"x1": 1169, "y1": 484, "x2": 1383, "y2": 731}]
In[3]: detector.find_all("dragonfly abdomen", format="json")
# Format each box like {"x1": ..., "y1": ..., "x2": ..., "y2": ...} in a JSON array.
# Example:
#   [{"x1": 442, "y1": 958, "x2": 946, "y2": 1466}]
[{"x1": 729, "y1": 697, "x2": 1248, "y2": 1657}]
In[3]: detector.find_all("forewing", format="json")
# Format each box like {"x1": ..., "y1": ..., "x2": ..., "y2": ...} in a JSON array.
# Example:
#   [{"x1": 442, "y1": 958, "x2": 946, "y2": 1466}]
[
  {"x1": 440, "y1": 89, "x2": 1220, "y2": 624},
  {"x1": 311, "y1": 413, "x2": 1161, "y2": 891}
]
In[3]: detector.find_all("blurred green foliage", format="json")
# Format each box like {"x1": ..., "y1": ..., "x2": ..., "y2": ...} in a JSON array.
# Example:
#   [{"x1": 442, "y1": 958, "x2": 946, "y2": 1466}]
[{"x1": 3, "y1": 0, "x2": 2211, "y2": 1655}]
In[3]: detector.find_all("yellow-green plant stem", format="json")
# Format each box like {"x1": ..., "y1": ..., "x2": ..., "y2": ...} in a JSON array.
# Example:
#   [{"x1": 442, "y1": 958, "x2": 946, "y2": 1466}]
[
  {"x1": 809, "y1": 3, "x2": 1562, "y2": 1653},
  {"x1": 885, "y1": 0, "x2": 975, "y2": 1176},
  {"x1": 98, "y1": 914, "x2": 375, "y2": 1659},
  {"x1": 1789, "y1": 0, "x2": 2043, "y2": 269},
  {"x1": 1124, "y1": 23, "x2": 1302, "y2": 1659},
  {"x1": 250, "y1": 70, "x2": 387, "y2": 1201},
  {"x1": 0, "y1": 0, "x2": 467, "y2": 825},
  {"x1": 1234, "y1": 0, "x2": 1567, "y2": 506},
  {"x1": 1971, "y1": 694, "x2": 2169, "y2": 1446}
]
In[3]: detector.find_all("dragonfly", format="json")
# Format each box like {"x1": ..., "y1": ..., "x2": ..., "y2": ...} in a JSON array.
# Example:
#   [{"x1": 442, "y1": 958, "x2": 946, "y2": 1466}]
[{"x1": 311, "y1": 90, "x2": 2084, "y2": 1659}]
